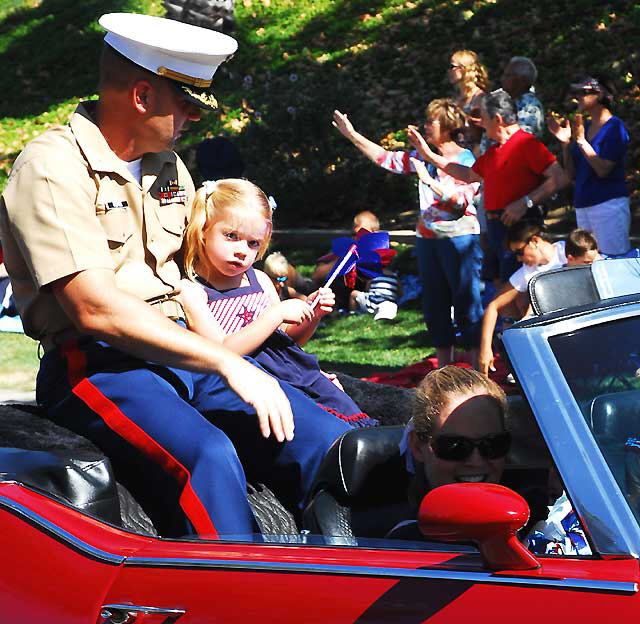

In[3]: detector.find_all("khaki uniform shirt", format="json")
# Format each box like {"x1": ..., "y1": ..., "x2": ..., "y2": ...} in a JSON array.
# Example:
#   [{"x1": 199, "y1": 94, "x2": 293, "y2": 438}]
[{"x1": 0, "y1": 101, "x2": 194, "y2": 342}]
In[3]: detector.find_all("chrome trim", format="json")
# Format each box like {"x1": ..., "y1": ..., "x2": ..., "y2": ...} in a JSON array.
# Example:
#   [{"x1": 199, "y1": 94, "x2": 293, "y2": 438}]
[
  {"x1": 125, "y1": 556, "x2": 637, "y2": 594},
  {"x1": 503, "y1": 302, "x2": 640, "y2": 557},
  {"x1": 0, "y1": 495, "x2": 124, "y2": 565},
  {"x1": 101, "y1": 603, "x2": 186, "y2": 616}
]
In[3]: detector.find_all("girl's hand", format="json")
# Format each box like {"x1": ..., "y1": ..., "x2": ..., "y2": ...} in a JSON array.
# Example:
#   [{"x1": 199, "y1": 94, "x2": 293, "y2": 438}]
[
  {"x1": 571, "y1": 113, "x2": 586, "y2": 145},
  {"x1": 332, "y1": 110, "x2": 356, "y2": 139},
  {"x1": 546, "y1": 113, "x2": 571, "y2": 144},
  {"x1": 307, "y1": 287, "x2": 335, "y2": 317},
  {"x1": 409, "y1": 157, "x2": 433, "y2": 186},
  {"x1": 478, "y1": 345, "x2": 496, "y2": 377},
  {"x1": 278, "y1": 299, "x2": 314, "y2": 325}
]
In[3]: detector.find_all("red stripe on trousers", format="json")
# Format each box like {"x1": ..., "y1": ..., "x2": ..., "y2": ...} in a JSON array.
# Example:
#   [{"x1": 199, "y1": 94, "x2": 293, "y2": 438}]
[{"x1": 61, "y1": 342, "x2": 219, "y2": 538}]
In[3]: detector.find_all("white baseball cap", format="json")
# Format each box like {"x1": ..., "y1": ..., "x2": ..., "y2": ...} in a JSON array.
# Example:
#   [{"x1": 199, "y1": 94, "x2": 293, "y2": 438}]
[{"x1": 99, "y1": 13, "x2": 238, "y2": 111}]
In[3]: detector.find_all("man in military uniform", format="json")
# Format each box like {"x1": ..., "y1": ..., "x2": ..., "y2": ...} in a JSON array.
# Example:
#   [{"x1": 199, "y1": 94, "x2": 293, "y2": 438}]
[{"x1": 0, "y1": 13, "x2": 350, "y2": 537}]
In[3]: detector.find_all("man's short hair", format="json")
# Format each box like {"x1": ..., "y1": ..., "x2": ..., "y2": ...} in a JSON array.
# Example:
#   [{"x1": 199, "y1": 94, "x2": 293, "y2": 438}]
[
  {"x1": 508, "y1": 56, "x2": 538, "y2": 86},
  {"x1": 482, "y1": 89, "x2": 517, "y2": 125}
]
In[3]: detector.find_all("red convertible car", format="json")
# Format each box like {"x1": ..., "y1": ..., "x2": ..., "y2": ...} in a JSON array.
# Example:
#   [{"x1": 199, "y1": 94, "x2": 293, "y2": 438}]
[{"x1": 2, "y1": 259, "x2": 640, "y2": 622}]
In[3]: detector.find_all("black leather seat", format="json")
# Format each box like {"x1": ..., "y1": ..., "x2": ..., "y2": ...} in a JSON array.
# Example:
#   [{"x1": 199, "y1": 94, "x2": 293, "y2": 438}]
[
  {"x1": 586, "y1": 390, "x2": 640, "y2": 512},
  {"x1": 529, "y1": 264, "x2": 599, "y2": 315},
  {"x1": 303, "y1": 426, "x2": 411, "y2": 542}
]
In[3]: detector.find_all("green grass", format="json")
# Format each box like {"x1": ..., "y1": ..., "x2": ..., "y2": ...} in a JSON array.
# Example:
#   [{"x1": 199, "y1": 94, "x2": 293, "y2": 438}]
[
  {"x1": 305, "y1": 307, "x2": 431, "y2": 378},
  {"x1": 0, "y1": 332, "x2": 38, "y2": 391}
]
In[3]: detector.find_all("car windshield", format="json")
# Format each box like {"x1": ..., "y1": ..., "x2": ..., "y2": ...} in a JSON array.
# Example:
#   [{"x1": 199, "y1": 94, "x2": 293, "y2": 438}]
[{"x1": 549, "y1": 316, "x2": 640, "y2": 523}]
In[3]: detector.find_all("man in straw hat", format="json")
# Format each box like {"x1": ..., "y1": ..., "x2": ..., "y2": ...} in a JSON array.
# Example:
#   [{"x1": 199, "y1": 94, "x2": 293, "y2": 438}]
[{"x1": 0, "y1": 13, "x2": 351, "y2": 538}]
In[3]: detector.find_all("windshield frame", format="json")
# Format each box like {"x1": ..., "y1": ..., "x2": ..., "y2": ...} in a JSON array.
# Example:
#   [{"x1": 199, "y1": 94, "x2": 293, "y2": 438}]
[{"x1": 502, "y1": 300, "x2": 640, "y2": 558}]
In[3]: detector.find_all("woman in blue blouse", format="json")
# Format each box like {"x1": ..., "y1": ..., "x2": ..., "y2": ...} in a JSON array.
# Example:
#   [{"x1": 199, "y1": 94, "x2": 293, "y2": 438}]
[{"x1": 547, "y1": 76, "x2": 630, "y2": 255}]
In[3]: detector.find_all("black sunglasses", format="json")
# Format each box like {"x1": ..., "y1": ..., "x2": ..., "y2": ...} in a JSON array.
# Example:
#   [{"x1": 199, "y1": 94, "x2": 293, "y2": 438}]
[
  {"x1": 430, "y1": 432, "x2": 511, "y2": 461},
  {"x1": 513, "y1": 238, "x2": 532, "y2": 258},
  {"x1": 576, "y1": 88, "x2": 598, "y2": 96}
]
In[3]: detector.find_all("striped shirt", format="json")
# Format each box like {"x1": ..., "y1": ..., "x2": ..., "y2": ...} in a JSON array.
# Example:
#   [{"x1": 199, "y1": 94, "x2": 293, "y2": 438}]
[{"x1": 196, "y1": 268, "x2": 271, "y2": 335}]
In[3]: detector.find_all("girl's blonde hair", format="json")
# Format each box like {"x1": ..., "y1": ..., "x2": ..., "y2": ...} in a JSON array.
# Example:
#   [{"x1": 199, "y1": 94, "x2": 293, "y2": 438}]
[
  {"x1": 184, "y1": 178, "x2": 273, "y2": 279},
  {"x1": 425, "y1": 98, "x2": 467, "y2": 135},
  {"x1": 451, "y1": 49, "x2": 490, "y2": 100},
  {"x1": 413, "y1": 366, "x2": 507, "y2": 441}
]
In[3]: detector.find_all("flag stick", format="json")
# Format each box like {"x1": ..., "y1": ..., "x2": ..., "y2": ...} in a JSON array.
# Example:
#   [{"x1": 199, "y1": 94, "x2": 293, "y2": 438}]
[{"x1": 310, "y1": 243, "x2": 357, "y2": 310}]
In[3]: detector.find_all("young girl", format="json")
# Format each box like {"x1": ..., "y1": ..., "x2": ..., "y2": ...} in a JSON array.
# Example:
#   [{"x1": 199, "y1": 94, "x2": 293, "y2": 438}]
[
  {"x1": 478, "y1": 220, "x2": 567, "y2": 376},
  {"x1": 179, "y1": 178, "x2": 377, "y2": 427}
]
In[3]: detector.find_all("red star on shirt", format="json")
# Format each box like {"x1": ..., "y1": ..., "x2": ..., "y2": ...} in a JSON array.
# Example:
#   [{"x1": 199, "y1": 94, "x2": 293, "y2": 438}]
[{"x1": 236, "y1": 306, "x2": 255, "y2": 326}]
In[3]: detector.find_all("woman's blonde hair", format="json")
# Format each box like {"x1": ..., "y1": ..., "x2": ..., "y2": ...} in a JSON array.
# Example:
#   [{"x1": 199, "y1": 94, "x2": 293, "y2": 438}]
[
  {"x1": 184, "y1": 178, "x2": 273, "y2": 279},
  {"x1": 263, "y1": 251, "x2": 289, "y2": 279},
  {"x1": 451, "y1": 49, "x2": 490, "y2": 100},
  {"x1": 413, "y1": 366, "x2": 507, "y2": 440},
  {"x1": 425, "y1": 98, "x2": 467, "y2": 135}
]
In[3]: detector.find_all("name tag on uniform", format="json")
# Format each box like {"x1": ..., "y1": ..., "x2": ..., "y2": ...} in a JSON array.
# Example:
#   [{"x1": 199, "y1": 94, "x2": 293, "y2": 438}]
[
  {"x1": 159, "y1": 180, "x2": 187, "y2": 206},
  {"x1": 105, "y1": 200, "x2": 129, "y2": 211}
]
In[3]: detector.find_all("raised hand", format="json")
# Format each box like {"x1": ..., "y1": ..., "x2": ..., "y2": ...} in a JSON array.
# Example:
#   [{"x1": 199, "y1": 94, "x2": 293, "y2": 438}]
[
  {"x1": 572, "y1": 113, "x2": 586, "y2": 144},
  {"x1": 332, "y1": 110, "x2": 356, "y2": 139},
  {"x1": 546, "y1": 113, "x2": 571, "y2": 144},
  {"x1": 407, "y1": 125, "x2": 435, "y2": 162}
]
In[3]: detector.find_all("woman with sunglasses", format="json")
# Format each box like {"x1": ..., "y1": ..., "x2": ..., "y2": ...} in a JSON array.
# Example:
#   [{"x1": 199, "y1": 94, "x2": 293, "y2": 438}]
[
  {"x1": 478, "y1": 221, "x2": 567, "y2": 376},
  {"x1": 390, "y1": 366, "x2": 509, "y2": 540},
  {"x1": 547, "y1": 76, "x2": 630, "y2": 256}
]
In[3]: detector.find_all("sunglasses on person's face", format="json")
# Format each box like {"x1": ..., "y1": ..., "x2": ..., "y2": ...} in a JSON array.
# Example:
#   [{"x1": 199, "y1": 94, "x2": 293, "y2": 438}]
[
  {"x1": 275, "y1": 276, "x2": 288, "y2": 283},
  {"x1": 429, "y1": 432, "x2": 511, "y2": 461},
  {"x1": 449, "y1": 63, "x2": 462, "y2": 70},
  {"x1": 576, "y1": 88, "x2": 598, "y2": 96},
  {"x1": 512, "y1": 238, "x2": 532, "y2": 258}
]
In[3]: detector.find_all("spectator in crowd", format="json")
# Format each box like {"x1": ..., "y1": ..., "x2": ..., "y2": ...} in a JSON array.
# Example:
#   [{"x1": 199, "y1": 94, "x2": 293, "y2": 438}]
[
  {"x1": 478, "y1": 221, "x2": 568, "y2": 375},
  {"x1": 390, "y1": 366, "x2": 509, "y2": 540},
  {"x1": 547, "y1": 76, "x2": 630, "y2": 256},
  {"x1": 263, "y1": 251, "x2": 308, "y2": 301},
  {"x1": 565, "y1": 228, "x2": 602, "y2": 265},
  {"x1": 501, "y1": 56, "x2": 544, "y2": 138},
  {"x1": 349, "y1": 269, "x2": 400, "y2": 321},
  {"x1": 311, "y1": 210, "x2": 381, "y2": 310},
  {"x1": 448, "y1": 49, "x2": 490, "y2": 152},
  {"x1": 409, "y1": 89, "x2": 568, "y2": 288},
  {"x1": 333, "y1": 99, "x2": 482, "y2": 367},
  {"x1": 352, "y1": 209, "x2": 380, "y2": 234}
]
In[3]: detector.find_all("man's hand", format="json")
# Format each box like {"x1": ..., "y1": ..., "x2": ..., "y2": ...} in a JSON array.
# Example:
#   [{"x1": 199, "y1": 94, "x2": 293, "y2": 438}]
[
  {"x1": 501, "y1": 197, "x2": 528, "y2": 226},
  {"x1": 307, "y1": 287, "x2": 335, "y2": 317},
  {"x1": 332, "y1": 110, "x2": 355, "y2": 139},
  {"x1": 277, "y1": 298, "x2": 314, "y2": 325},
  {"x1": 546, "y1": 114, "x2": 571, "y2": 144},
  {"x1": 220, "y1": 356, "x2": 294, "y2": 442}
]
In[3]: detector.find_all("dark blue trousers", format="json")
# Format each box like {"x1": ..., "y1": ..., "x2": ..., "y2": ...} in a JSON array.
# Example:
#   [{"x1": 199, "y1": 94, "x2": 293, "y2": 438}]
[{"x1": 36, "y1": 338, "x2": 351, "y2": 538}]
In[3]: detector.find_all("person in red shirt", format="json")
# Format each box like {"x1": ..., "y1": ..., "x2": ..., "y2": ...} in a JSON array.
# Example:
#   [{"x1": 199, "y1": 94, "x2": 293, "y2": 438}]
[{"x1": 409, "y1": 88, "x2": 568, "y2": 284}]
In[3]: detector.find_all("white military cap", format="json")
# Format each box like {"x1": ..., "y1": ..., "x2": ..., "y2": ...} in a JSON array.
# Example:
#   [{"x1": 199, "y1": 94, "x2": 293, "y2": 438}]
[{"x1": 99, "y1": 13, "x2": 238, "y2": 111}]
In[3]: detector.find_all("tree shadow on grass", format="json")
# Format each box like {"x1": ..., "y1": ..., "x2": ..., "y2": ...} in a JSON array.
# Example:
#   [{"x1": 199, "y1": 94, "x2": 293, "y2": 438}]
[{"x1": 0, "y1": 0, "x2": 132, "y2": 118}]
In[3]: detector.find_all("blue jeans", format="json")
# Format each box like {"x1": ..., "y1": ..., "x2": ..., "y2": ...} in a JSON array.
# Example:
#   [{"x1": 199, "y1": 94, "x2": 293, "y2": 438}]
[
  {"x1": 482, "y1": 216, "x2": 520, "y2": 283},
  {"x1": 415, "y1": 235, "x2": 483, "y2": 349}
]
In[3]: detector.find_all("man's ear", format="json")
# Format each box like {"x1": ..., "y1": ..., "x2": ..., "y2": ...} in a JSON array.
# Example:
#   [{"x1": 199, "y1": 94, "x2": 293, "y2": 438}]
[
  {"x1": 494, "y1": 112, "x2": 504, "y2": 126},
  {"x1": 132, "y1": 80, "x2": 153, "y2": 114}
]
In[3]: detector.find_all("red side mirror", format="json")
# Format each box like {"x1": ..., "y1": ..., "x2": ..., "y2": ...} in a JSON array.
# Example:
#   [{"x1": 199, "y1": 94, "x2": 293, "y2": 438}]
[{"x1": 418, "y1": 483, "x2": 540, "y2": 571}]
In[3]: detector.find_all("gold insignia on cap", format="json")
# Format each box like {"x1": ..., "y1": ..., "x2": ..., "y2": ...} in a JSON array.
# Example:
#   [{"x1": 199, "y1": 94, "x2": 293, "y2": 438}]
[
  {"x1": 183, "y1": 86, "x2": 218, "y2": 109},
  {"x1": 157, "y1": 66, "x2": 212, "y2": 88}
]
